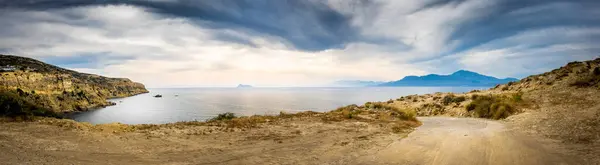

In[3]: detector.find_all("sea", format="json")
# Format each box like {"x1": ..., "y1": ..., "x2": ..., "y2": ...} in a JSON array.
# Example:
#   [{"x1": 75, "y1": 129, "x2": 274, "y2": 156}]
[{"x1": 71, "y1": 87, "x2": 486, "y2": 124}]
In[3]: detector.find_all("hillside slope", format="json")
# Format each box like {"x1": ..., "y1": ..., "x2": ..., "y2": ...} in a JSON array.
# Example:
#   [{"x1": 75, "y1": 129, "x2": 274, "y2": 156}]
[
  {"x1": 0, "y1": 54, "x2": 148, "y2": 114},
  {"x1": 379, "y1": 70, "x2": 518, "y2": 87},
  {"x1": 374, "y1": 57, "x2": 600, "y2": 163}
]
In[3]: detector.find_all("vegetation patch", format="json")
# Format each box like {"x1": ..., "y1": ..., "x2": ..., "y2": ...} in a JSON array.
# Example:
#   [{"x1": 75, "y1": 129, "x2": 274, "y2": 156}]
[
  {"x1": 417, "y1": 103, "x2": 445, "y2": 116},
  {"x1": 465, "y1": 93, "x2": 526, "y2": 120},
  {"x1": 570, "y1": 67, "x2": 600, "y2": 88},
  {"x1": 209, "y1": 112, "x2": 237, "y2": 121},
  {"x1": 441, "y1": 94, "x2": 466, "y2": 105},
  {"x1": 0, "y1": 89, "x2": 63, "y2": 120}
]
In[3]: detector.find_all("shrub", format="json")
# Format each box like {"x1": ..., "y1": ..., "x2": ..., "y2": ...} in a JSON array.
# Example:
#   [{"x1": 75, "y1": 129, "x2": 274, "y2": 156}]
[
  {"x1": 210, "y1": 112, "x2": 237, "y2": 121},
  {"x1": 512, "y1": 92, "x2": 523, "y2": 102},
  {"x1": 418, "y1": 103, "x2": 445, "y2": 116},
  {"x1": 570, "y1": 69, "x2": 600, "y2": 87},
  {"x1": 371, "y1": 102, "x2": 385, "y2": 109},
  {"x1": 390, "y1": 107, "x2": 417, "y2": 121},
  {"x1": 454, "y1": 96, "x2": 466, "y2": 102},
  {"x1": 442, "y1": 95, "x2": 466, "y2": 105},
  {"x1": 465, "y1": 95, "x2": 518, "y2": 120},
  {"x1": 387, "y1": 99, "x2": 394, "y2": 104}
]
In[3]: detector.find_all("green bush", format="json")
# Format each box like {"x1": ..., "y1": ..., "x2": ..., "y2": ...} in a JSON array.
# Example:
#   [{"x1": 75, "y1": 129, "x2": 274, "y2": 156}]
[
  {"x1": 465, "y1": 95, "x2": 518, "y2": 120},
  {"x1": 210, "y1": 112, "x2": 237, "y2": 121},
  {"x1": 442, "y1": 95, "x2": 466, "y2": 105},
  {"x1": 512, "y1": 92, "x2": 523, "y2": 102}
]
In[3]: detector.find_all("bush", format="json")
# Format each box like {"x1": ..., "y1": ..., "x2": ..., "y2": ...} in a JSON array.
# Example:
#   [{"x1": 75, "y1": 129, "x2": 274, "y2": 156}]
[
  {"x1": 418, "y1": 103, "x2": 445, "y2": 116},
  {"x1": 442, "y1": 95, "x2": 466, "y2": 105},
  {"x1": 454, "y1": 96, "x2": 466, "y2": 102},
  {"x1": 570, "y1": 69, "x2": 600, "y2": 87},
  {"x1": 210, "y1": 112, "x2": 237, "y2": 121},
  {"x1": 465, "y1": 95, "x2": 518, "y2": 120},
  {"x1": 512, "y1": 92, "x2": 523, "y2": 102}
]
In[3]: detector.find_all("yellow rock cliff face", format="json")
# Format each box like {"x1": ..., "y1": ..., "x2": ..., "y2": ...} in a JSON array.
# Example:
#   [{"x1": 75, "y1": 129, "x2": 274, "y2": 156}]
[{"x1": 0, "y1": 55, "x2": 148, "y2": 113}]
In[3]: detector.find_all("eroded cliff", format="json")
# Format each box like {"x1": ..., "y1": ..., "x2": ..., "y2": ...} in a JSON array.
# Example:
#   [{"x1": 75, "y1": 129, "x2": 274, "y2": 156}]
[{"x1": 0, "y1": 54, "x2": 148, "y2": 114}]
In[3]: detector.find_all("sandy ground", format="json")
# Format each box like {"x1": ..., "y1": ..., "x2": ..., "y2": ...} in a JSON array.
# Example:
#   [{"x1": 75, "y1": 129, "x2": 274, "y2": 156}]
[
  {"x1": 0, "y1": 116, "x2": 587, "y2": 165},
  {"x1": 0, "y1": 116, "x2": 414, "y2": 165},
  {"x1": 370, "y1": 117, "x2": 583, "y2": 165}
]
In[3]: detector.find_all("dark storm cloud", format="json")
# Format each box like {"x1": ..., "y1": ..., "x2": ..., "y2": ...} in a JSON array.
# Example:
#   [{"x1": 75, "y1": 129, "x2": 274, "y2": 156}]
[
  {"x1": 442, "y1": 0, "x2": 600, "y2": 54},
  {"x1": 40, "y1": 52, "x2": 136, "y2": 69},
  {"x1": 0, "y1": 0, "x2": 360, "y2": 51}
]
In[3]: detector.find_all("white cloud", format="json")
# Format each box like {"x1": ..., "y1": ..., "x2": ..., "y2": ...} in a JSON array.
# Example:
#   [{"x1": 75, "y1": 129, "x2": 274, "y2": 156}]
[{"x1": 0, "y1": 4, "x2": 428, "y2": 87}]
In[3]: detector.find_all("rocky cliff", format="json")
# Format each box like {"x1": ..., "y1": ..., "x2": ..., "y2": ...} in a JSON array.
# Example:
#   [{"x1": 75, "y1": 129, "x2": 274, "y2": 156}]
[{"x1": 0, "y1": 54, "x2": 148, "y2": 114}]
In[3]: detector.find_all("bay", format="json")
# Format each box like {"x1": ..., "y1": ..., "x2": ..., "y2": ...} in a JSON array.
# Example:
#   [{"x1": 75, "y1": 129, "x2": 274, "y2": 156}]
[{"x1": 71, "y1": 87, "x2": 485, "y2": 124}]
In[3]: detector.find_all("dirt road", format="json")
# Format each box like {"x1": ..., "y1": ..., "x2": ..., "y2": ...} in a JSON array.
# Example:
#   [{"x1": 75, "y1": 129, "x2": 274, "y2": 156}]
[{"x1": 362, "y1": 117, "x2": 582, "y2": 165}]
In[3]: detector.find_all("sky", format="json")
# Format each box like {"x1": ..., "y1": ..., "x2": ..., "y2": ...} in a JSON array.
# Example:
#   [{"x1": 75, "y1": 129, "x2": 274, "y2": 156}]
[{"x1": 0, "y1": 0, "x2": 599, "y2": 87}]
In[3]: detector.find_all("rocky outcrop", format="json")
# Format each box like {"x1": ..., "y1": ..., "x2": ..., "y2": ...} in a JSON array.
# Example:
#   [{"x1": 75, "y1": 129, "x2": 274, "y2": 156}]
[{"x1": 0, "y1": 54, "x2": 148, "y2": 113}]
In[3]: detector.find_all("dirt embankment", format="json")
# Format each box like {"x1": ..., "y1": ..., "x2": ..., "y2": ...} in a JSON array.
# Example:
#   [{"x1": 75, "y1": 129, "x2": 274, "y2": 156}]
[{"x1": 0, "y1": 110, "x2": 421, "y2": 165}]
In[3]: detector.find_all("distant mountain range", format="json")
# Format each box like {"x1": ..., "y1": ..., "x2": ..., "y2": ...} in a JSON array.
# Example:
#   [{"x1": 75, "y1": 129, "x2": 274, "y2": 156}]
[
  {"x1": 378, "y1": 70, "x2": 518, "y2": 87},
  {"x1": 334, "y1": 70, "x2": 518, "y2": 87}
]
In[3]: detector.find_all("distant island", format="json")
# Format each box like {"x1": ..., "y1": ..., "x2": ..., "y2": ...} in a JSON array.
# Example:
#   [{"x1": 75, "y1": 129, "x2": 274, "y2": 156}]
[
  {"x1": 378, "y1": 70, "x2": 518, "y2": 87},
  {"x1": 236, "y1": 84, "x2": 253, "y2": 88}
]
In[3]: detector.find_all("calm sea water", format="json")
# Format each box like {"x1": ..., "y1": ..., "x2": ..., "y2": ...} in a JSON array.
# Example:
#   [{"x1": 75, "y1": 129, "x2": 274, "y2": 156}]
[{"x1": 71, "y1": 87, "x2": 485, "y2": 124}]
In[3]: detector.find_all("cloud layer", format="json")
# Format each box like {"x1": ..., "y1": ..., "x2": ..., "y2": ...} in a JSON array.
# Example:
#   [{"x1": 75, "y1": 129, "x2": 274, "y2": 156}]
[{"x1": 0, "y1": 0, "x2": 598, "y2": 87}]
